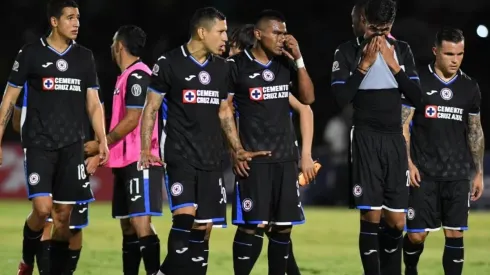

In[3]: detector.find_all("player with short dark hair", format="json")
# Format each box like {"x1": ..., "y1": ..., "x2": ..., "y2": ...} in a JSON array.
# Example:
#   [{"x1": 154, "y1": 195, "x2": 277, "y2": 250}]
[
  {"x1": 12, "y1": 84, "x2": 99, "y2": 274},
  {"x1": 140, "y1": 7, "x2": 267, "y2": 275},
  {"x1": 228, "y1": 10, "x2": 315, "y2": 275},
  {"x1": 331, "y1": 0, "x2": 422, "y2": 274},
  {"x1": 96, "y1": 24, "x2": 162, "y2": 275},
  {"x1": 401, "y1": 27, "x2": 484, "y2": 275},
  {"x1": 0, "y1": 1, "x2": 108, "y2": 274},
  {"x1": 352, "y1": 0, "x2": 368, "y2": 37},
  {"x1": 229, "y1": 24, "x2": 255, "y2": 56}
]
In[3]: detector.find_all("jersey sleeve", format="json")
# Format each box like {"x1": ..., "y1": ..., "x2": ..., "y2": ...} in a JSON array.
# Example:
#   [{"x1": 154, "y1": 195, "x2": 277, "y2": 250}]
[
  {"x1": 226, "y1": 58, "x2": 238, "y2": 96},
  {"x1": 8, "y1": 45, "x2": 32, "y2": 88},
  {"x1": 330, "y1": 46, "x2": 365, "y2": 108},
  {"x1": 148, "y1": 55, "x2": 171, "y2": 95},
  {"x1": 396, "y1": 44, "x2": 422, "y2": 109},
  {"x1": 469, "y1": 83, "x2": 481, "y2": 115},
  {"x1": 86, "y1": 52, "x2": 100, "y2": 89},
  {"x1": 125, "y1": 70, "x2": 150, "y2": 108}
]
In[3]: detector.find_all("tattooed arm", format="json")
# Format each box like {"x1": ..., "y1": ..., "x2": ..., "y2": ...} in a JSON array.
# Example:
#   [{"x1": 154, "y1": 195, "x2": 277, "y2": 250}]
[
  {"x1": 0, "y1": 85, "x2": 22, "y2": 143},
  {"x1": 140, "y1": 90, "x2": 163, "y2": 153},
  {"x1": 468, "y1": 114, "x2": 485, "y2": 175},
  {"x1": 219, "y1": 100, "x2": 243, "y2": 153},
  {"x1": 401, "y1": 105, "x2": 415, "y2": 164}
]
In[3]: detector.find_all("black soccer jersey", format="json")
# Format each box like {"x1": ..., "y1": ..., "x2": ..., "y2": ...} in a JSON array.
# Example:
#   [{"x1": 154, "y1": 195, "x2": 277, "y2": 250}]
[
  {"x1": 331, "y1": 36, "x2": 420, "y2": 133},
  {"x1": 403, "y1": 64, "x2": 481, "y2": 180},
  {"x1": 228, "y1": 49, "x2": 298, "y2": 163},
  {"x1": 148, "y1": 45, "x2": 228, "y2": 170},
  {"x1": 14, "y1": 84, "x2": 103, "y2": 143},
  {"x1": 8, "y1": 37, "x2": 99, "y2": 150}
]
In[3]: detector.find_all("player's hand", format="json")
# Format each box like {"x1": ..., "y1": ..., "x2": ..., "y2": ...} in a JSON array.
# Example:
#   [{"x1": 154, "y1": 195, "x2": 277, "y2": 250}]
[
  {"x1": 139, "y1": 150, "x2": 164, "y2": 170},
  {"x1": 98, "y1": 141, "x2": 109, "y2": 166},
  {"x1": 85, "y1": 156, "x2": 100, "y2": 175},
  {"x1": 299, "y1": 154, "x2": 316, "y2": 185},
  {"x1": 282, "y1": 35, "x2": 302, "y2": 60},
  {"x1": 360, "y1": 36, "x2": 380, "y2": 70},
  {"x1": 84, "y1": 140, "x2": 99, "y2": 157},
  {"x1": 236, "y1": 148, "x2": 271, "y2": 161},
  {"x1": 408, "y1": 162, "x2": 421, "y2": 187},
  {"x1": 471, "y1": 173, "x2": 484, "y2": 201},
  {"x1": 379, "y1": 36, "x2": 401, "y2": 74}
]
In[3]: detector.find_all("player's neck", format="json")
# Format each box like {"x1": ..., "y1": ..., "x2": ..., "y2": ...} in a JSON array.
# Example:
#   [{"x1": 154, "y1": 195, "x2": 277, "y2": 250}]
[
  {"x1": 119, "y1": 55, "x2": 140, "y2": 72},
  {"x1": 186, "y1": 39, "x2": 209, "y2": 64},
  {"x1": 251, "y1": 44, "x2": 272, "y2": 64},
  {"x1": 46, "y1": 31, "x2": 71, "y2": 53},
  {"x1": 434, "y1": 62, "x2": 457, "y2": 81}
]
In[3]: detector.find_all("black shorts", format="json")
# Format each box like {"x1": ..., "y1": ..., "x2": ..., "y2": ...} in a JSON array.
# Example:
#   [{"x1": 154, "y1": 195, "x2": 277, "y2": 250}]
[
  {"x1": 46, "y1": 202, "x2": 89, "y2": 229},
  {"x1": 349, "y1": 128, "x2": 409, "y2": 212},
  {"x1": 232, "y1": 161, "x2": 305, "y2": 226},
  {"x1": 112, "y1": 162, "x2": 164, "y2": 219},
  {"x1": 23, "y1": 141, "x2": 94, "y2": 204},
  {"x1": 165, "y1": 160, "x2": 226, "y2": 224},
  {"x1": 406, "y1": 179, "x2": 470, "y2": 232}
]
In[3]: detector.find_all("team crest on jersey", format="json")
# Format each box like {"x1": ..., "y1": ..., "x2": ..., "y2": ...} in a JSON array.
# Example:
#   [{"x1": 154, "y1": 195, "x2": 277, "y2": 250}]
[
  {"x1": 353, "y1": 184, "x2": 362, "y2": 197},
  {"x1": 262, "y1": 69, "x2": 275, "y2": 82},
  {"x1": 170, "y1": 182, "x2": 183, "y2": 196},
  {"x1": 56, "y1": 59, "x2": 68, "y2": 72},
  {"x1": 242, "y1": 198, "x2": 253, "y2": 212},
  {"x1": 28, "y1": 173, "x2": 40, "y2": 185},
  {"x1": 425, "y1": 105, "x2": 438, "y2": 118},
  {"x1": 12, "y1": 61, "x2": 19, "y2": 72},
  {"x1": 407, "y1": 207, "x2": 415, "y2": 220},
  {"x1": 440, "y1": 88, "x2": 453, "y2": 101},
  {"x1": 198, "y1": 71, "x2": 211, "y2": 85},
  {"x1": 332, "y1": 61, "x2": 340, "y2": 72}
]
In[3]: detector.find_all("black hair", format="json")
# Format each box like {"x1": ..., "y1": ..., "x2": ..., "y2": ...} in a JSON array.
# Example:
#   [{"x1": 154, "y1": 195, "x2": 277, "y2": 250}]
[
  {"x1": 364, "y1": 0, "x2": 397, "y2": 25},
  {"x1": 116, "y1": 25, "x2": 147, "y2": 57},
  {"x1": 189, "y1": 7, "x2": 226, "y2": 35},
  {"x1": 254, "y1": 9, "x2": 286, "y2": 27},
  {"x1": 229, "y1": 24, "x2": 255, "y2": 50},
  {"x1": 435, "y1": 27, "x2": 464, "y2": 47},
  {"x1": 47, "y1": 0, "x2": 78, "y2": 23}
]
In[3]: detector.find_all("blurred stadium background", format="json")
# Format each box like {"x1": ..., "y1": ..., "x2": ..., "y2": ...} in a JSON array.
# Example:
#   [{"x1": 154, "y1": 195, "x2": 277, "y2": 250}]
[{"x1": 1, "y1": 0, "x2": 489, "y2": 274}]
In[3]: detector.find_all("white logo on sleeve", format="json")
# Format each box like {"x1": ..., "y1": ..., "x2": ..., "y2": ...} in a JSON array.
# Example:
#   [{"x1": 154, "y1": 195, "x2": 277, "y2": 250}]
[
  {"x1": 12, "y1": 61, "x2": 19, "y2": 72},
  {"x1": 131, "y1": 73, "x2": 142, "y2": 79},
  {"x1": 157, "y1": 56, "x2": 166, "y2": 61},
  {"x1": 332, "y1": 61, "x2": 340, "y2": 72},
  {"x1": 56, "y1": 59, "x2": 68, "y2": 72},
  {"x1": 131, "y1": 84, "x2": 142, "y2": 97}
]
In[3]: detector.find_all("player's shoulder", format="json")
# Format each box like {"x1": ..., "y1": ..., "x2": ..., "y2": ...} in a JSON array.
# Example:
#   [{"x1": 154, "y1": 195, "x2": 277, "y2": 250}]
[
  {"x1": 72, "y1": 42, "x2": 95, "y2": 57},
  {"x1": 226, "y1": 51, "x2": 248, "y2": 64},
  {"x1": 18, "y1": 38, "x2": 45, "y2": 55},
  {"x1": 335, "y1": 39, "x2": 358, "y2": 53},
  {"x1": 129, "y1": 69, "x2": 151, "y2": 80},
  {"x1": 393, "y1": 39, "x2": 412, "y2": 51},
  {"x1": 459, "y1": 70, "x2": 479, "y2": 88}
]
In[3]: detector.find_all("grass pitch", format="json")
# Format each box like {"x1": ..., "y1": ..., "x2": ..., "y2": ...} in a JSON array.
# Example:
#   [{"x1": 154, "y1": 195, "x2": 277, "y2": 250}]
[{"x1": 0, "y1": 200, "x2": 489, "y2": 274}]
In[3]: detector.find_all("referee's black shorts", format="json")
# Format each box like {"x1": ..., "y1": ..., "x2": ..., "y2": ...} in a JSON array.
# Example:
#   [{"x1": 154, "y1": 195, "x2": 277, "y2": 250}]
[{"x1": 349, "y1": 127, "x2": 409, "y2": 213}]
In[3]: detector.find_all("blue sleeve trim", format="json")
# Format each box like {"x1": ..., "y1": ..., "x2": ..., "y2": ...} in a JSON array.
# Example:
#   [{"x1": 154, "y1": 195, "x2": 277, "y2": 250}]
[
  {"x1": 331, "y1": 81, "x2": 346, "y2": 86},
  {"x1": 409, "y1": 76, "x2": 419, "y2": 80},
  {"x1": 469, "y1": 112, "x2": 480, "y2": 116},
  {"x1": 7, "y1": 82, "x2": 22, "y2": 88},
  {"x1": 88, "y1": 86, "x2": 100, "y2": 90},
  {"x1": 148, "y1": 87, "x2": 165, "y2": 94},
  {"x1": 402, "y1": 104, "x2": 415, "y2": 110},
  {"x1": 126, "y1": 105, "x2": 144, "y2": 109}
]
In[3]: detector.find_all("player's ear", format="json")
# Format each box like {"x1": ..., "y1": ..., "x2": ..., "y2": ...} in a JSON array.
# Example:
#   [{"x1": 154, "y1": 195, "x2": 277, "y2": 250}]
[
  {"x1": 432, "y1": 46, "x2": 437, "y2": 57},
  {"x1": 197, "y1": 27, "x2": 206, "y2": 41},
  {"x1": 254, "y1": 28, "x2": 261, "y2": 41},
  {"x1": 50, "y1": 16, "x2": 58, "y2": 28}
]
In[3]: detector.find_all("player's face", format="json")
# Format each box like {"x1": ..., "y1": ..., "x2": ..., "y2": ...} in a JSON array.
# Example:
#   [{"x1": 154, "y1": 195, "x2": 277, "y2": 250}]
[
  {"x1": 433, "y1": 40, "x2": 465, "y2": 75},
  {"x1": 363, "y1": 20, "x2": 392, "y2": 38},
  {"x1": 203, "y1": 19, "x2": 228, "y2": 55},
  {"x1": 256, "y1": 20, "x2": 287, "y2": 56},
  {"x1": 52, "y1": 7, "x2": 80, "y2": 40}
]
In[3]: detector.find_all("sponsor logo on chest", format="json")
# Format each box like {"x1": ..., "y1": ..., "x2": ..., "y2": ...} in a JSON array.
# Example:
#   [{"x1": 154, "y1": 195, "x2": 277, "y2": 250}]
[
  {"x1": 424, "y1": 105, "x2": 464, "y2": 121},
  {"x1": 249, "y1": 85, "x2": 289, "y2": 101},
  {"x1": 182, "y1": 89, "x2": 221, "y2": 105},
  {"x1": 42, "y1": 77, "x2": 82, "y2": 92}
]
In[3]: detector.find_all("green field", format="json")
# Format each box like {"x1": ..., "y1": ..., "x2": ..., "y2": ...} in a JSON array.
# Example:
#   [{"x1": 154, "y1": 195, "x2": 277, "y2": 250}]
[{"x1": 0, "y1": 201, "x2": 489, "y2": 275}]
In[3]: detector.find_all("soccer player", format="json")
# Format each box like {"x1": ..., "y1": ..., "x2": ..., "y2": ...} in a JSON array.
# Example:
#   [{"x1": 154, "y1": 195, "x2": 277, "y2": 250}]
[
  {"x1": 331, "y1": 0, "x2": 422, "y2": 274},
  {"x1": 140, "y1": 7, "x2": 267, "y2": 275},
  {"x1": 0, "y1": 1, "x2": 108, "y2": 274},
  {"x1": 228, "y1": 10, "x2": 314, "y2": 275},
  {"x1": 402, "y1": 28, "x2": 484, "y2": 275},
  {"x1": 227, "y1": 22, "x2": 316, "y2": 275},
  {"x1": 12, "y1": 86, "x2": 98, "y2": 274},
  {"x1": 352, "y1": 0, "x2": 368, "y2": 37},
  {"x1": 101, "y1": 25, "x2": 163, "y2": 275}
]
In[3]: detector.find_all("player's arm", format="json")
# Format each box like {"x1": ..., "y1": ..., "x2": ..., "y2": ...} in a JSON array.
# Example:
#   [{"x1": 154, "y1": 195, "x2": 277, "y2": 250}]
[
  {"x1": 468, "y1": 85, "x2": 484, "y2": 176},
  {"x1": 0, "y1": 46, "x2": 30, "y2": 148},
  {"x1": 12, "y1": 87, "x2": 24, "y2": 133},
  {"x1": 401, "y1": 105, "x2": 414, "y2": 164},
  {"x1": 394, "y1": 44, "x2": 423, "y2": 108},
  {"x1": 284, "y1": 35, "x2": 314, "y2": 104},
  {"x1": 86, "y1": 89, "x2": 106, "y2": 143},
  {"x1": 106, "y1": 71, "x2": 149, "y2": 145},
  {"x1": 289, "y1": 94, "x2": 313, "y2": 157},
  {"x1": 330, "y1": 47, "x2": 365, "y2": 109}
]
